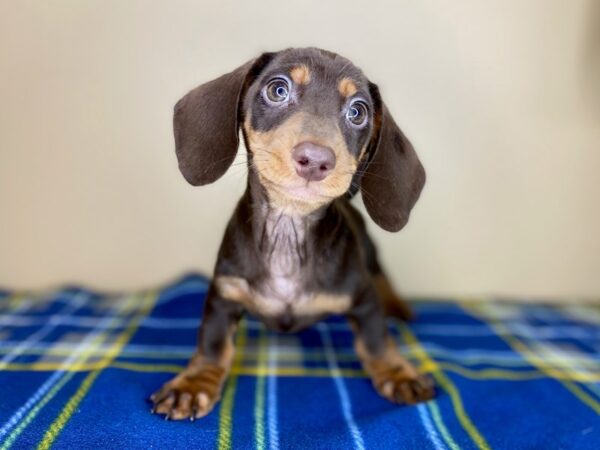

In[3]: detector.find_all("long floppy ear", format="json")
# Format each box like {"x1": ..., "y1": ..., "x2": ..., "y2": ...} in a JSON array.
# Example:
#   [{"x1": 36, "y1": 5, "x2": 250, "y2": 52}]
[
  {"x1": 173, "y1": 53, "x2": 274, "y2": 185},
  {"x1": 360, "y1": 83, "x2": 426, "y2": 232}
]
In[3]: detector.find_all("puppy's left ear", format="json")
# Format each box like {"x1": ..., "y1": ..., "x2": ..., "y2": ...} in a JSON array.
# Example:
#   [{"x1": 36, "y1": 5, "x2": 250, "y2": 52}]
[
  {"x1": 360, "y1": 83, "x2": 426, "y2": 232},
  {"x1": 173, "y1": 53, "x2": 274, "y2": 186}
]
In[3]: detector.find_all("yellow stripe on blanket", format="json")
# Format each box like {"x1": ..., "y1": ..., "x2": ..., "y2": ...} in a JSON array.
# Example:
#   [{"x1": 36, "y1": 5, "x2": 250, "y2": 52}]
[
  {"x1": 399, "y1": 323, "x2": 492, "y2": 450},
  {"x1": 36, "y1": 292, "x2": 158, "y2": 450}
]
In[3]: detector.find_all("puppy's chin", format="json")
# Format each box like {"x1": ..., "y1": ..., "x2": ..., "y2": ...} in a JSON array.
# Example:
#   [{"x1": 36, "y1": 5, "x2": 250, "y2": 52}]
[
  {"x1": 259, "y1": 174, "x2": 348, "y2": 214},
  {"x1": 285, "y1": 185, "x2": 331, "y2": 201}
]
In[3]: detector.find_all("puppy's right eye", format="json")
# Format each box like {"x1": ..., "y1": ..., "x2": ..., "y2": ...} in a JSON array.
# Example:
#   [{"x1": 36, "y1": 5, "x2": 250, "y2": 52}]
[{"x1": 264, "y1": 78, "x2": 290, "y2": 104}]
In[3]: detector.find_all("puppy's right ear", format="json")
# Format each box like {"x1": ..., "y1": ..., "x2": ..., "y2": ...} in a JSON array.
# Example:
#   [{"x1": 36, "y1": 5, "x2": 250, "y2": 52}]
[{"x1": 173, "y1": 53, "x2": 274, "y2": 185}]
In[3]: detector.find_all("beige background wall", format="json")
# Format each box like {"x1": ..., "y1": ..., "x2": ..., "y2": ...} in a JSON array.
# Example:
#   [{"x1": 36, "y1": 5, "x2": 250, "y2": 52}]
[{"x1": 1, "y1": 1, "x2": 599, "y2": 299}]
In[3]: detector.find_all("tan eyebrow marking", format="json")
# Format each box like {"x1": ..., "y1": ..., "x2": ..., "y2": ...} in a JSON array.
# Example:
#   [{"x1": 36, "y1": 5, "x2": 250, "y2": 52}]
[
  {"x1": 338, "y1": 77, "x2": 358, "y2": 97},
  {"x1": 290, "y1": 64, "x2": 311, "y2": 85}
]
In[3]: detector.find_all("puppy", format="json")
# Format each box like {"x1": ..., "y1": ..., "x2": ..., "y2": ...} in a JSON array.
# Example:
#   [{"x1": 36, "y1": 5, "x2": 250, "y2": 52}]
[{"x1": 151, "y1": 48, "x2": 433, "y2": 420}]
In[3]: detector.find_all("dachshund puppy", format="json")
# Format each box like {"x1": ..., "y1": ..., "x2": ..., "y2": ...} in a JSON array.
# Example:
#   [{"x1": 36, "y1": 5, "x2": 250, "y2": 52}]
[{"x1": 151, "y1": 48, "x2": 433, "y2": 420}]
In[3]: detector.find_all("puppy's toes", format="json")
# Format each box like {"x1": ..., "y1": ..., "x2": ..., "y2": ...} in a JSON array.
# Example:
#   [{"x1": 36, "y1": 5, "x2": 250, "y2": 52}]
[
  {"x1": 153, "y1": 392, "x2": 176, "y2": 417},
  {"x1": 150, "y1": 366, "x2": 225, "y2": 421},
  {"x1": 193, "y1": 392, "x2": 214, "y2": 419},
  {"x1": 378, "y1": 372, "x2": 435, "y2": 405},
  {"x1": 169, "y1": 392, "x2": 194, "y2": 420}
]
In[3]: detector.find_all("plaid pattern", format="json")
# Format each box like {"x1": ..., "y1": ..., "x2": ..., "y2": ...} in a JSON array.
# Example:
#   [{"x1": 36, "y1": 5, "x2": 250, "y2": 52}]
[{"x1": 0, "y1": 274, "x2": 599, "y2": 449}]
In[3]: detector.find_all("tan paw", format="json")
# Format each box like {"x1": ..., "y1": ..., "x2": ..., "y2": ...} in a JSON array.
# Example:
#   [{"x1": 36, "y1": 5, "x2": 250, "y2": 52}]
[
  {"x1": 150, "y1": 365, "x2": 226, "y2": 420},
  {"x1": 375, "y1": 370, "x2": 435, "y2": 404}
]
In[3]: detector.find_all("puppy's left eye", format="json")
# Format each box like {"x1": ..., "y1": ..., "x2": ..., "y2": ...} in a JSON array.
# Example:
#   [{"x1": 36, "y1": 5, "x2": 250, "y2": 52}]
[
  {"x1": 346, "y1": 100, "x2": 368, "y2": 127},
  {"x1": 264, "y1": 78, "x2": 290, "y2": 104}
]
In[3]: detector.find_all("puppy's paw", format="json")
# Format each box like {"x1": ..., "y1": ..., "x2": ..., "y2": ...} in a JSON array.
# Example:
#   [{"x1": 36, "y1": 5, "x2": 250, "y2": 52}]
[
  {"x1": 375, "y1": 370, "x2": 435, "y2": 404},
  {"x1": 150, "y1": 365, "x2": 226, "y2": 420}
]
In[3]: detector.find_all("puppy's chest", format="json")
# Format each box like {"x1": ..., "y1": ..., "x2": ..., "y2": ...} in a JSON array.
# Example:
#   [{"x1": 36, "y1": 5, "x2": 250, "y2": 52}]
[
  {"x1": 216, "y1": 213, "x2": 351, "y2": 317},
  {"x1": 261, "y1": 213, "x2": 306, "y2": 302}
]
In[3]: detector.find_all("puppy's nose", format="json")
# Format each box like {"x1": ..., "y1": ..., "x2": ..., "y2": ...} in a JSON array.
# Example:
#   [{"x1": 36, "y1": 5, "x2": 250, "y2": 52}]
[{"x1": 292, "y1": 142, "x2": 336, "y2": 182}]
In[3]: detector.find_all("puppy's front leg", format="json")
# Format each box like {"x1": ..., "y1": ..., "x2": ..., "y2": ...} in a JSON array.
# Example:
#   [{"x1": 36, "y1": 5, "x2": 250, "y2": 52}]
[
  {"x1": 349, "y1": 285, "x2": 434, "y2": 404},
  {"x1": 151, "y1": 286, "x2": 244, "y2": 420}
]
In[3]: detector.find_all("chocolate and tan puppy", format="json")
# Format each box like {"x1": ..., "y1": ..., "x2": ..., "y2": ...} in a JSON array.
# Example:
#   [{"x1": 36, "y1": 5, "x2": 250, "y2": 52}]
[{"x1": 151, "y1": 48, "x2": 433, "y2": 420}]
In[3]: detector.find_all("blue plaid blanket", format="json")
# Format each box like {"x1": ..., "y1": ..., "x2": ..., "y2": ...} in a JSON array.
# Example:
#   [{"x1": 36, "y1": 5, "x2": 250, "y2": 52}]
[{"x1": 0, "y1": 274, "x2": 598, "y2": 449}]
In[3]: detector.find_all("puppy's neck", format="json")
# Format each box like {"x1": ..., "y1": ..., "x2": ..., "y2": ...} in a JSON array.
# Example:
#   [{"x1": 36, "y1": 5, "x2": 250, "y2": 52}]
[{"x1": 247, "y1": 170, "x2": 327, "y2": 267}]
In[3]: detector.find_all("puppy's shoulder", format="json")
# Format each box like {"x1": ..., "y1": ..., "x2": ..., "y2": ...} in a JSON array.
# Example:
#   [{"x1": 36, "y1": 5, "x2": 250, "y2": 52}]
[{"x1": 332, "y1": 198, "x2": 370, "y2": 238}]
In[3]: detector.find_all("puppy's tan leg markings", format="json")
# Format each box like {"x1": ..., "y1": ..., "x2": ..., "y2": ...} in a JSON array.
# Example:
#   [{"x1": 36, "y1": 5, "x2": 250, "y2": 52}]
[
  {"x1": 151, "y1": 364, "x2": 225, "y2": 420},
  {"x1": 354, "y1": 336, "x2": 434, "y2": 404},
  {"x1": 151, "y1": 337, "x2": 235, "y2": 420}
]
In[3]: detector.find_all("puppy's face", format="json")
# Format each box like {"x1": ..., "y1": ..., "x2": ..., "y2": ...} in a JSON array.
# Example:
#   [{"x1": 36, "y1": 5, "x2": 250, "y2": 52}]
[
  {"x1": 174, "y1": 47, "x2": 425, "y2": 231},
  {"x1": 241, "y1": 50, "x2": 374, "y2": 210}
]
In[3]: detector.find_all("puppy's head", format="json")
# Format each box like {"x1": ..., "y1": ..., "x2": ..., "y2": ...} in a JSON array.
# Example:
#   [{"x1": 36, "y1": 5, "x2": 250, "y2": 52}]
[{"x1": 174, "y1": 48, "x2": 425, "y2": 231}]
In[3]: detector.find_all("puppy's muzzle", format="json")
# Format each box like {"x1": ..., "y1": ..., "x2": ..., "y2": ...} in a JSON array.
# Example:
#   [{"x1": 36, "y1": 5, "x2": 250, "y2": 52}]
[{"x1": 292, "y1": 141, "x2": 336, "y2": 182}]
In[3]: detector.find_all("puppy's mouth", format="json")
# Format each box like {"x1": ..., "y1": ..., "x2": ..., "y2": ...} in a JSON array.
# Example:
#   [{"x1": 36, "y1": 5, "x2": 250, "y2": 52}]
[{"x1": 261, "y1": 175, "x2": 335, "y2": 202}]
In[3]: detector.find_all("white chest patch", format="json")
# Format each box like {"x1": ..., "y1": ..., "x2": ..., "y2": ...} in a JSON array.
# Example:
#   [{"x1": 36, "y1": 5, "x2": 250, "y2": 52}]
[{"x1": 261, "y1": 211, "x2": 306, "y2": 304}]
